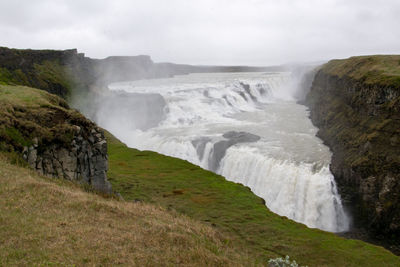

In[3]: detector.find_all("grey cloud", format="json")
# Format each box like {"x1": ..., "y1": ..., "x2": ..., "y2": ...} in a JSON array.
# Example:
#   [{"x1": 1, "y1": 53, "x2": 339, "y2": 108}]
[{"x1": 0, "y1": 0, "x2": 399, "y2": 65}]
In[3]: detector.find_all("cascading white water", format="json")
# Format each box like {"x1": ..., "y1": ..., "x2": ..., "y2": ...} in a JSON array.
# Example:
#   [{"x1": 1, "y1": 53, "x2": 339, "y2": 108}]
[
  {"x1": 219, "y1": 147, "x2": 348, "y2": 232},
  {"x1": 102, "y1": 72, "x2": 349, "y2": 232}
]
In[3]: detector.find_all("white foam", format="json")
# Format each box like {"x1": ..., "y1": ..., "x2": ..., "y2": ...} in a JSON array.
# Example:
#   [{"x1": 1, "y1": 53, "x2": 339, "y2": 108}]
[{"x1": 219, "y1": 146, "x2": 349, "y2": 232}]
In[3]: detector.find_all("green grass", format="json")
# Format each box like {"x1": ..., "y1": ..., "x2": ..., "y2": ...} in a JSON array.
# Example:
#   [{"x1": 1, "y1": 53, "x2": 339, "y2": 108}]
[
  {"x1": 0, "y1": 59, "x2": 72, "y2": 98},
  {"x1": 106, "y1": 132, "x2": 400, "y2": 266},
  {"x1": 33, "y1": 60, "x2": 71, "y2": 93},
  {"x1": 0, "y1": 85, "x2": 88, "y2": 152},
  {"x1": 322, "y1": 55, "x2": 400, "y2": 87},
  {"x1": 0, "y1": 84, "x2": 57, "y2": 107}
]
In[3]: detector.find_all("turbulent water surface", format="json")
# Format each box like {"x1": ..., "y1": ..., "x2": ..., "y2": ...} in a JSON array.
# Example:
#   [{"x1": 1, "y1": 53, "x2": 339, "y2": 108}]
[{"x1": 103, "y1": 72, "x2": 349, "y2": 232}]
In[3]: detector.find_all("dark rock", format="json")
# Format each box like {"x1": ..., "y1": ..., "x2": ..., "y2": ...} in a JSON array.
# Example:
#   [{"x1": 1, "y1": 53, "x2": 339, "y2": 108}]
[
  {"x1": 222, "y1": 131, "x2": 261, "y2": 142},
  {"x1": 209, "y1": 131, "x2": 260, "y2": 172},
  {"x1": 192, "y1": 137, "x2": 212, "y2": 161},
  {"x1": 305, "y1": 64, "x2": 400, "y2": 249},
  {"x1": 240, "y1": 82, "x2": 257, "y2": 102},
  {"x1": 25, "y1": 127, "x2": 112, "y2": 194}
]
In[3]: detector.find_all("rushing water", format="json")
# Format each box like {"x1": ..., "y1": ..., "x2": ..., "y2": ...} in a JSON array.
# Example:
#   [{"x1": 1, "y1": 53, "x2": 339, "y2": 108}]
[{"x1": 102, "y1": 72, "x2": 349, "y2": 232}]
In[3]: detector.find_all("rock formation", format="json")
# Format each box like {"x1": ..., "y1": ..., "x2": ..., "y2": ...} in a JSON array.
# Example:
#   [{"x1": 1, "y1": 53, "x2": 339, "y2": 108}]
[
  {"x1": 23, "y1": 127, "x2": 111, "y2": 194},
  {"x1": 305, "y1": 55, "x2": 400, "y2": 246},
  {"x1": 208, "y1": 131, "x2": 260, "y2": 172},
  {"x1": 0, "y1": 85, "x2": 112, "y2": 194}
]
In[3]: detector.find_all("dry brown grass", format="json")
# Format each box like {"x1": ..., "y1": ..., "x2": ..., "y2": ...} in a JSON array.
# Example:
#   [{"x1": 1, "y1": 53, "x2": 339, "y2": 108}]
[{"x1": 0, "y1": 154, "x2": 252, "y2": 266}]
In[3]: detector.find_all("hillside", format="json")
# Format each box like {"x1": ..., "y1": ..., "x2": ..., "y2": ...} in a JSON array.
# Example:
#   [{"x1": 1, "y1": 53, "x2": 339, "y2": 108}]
[
  {"x1": 0, "y1": 154, "x2": 253, "y2": 266},
  {"x1": 306, "y1": 55, "x2": 400, "y2": 249}
]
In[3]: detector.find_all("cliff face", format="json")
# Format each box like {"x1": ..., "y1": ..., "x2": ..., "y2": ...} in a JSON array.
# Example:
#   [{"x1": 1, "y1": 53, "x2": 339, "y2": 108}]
[
  {"x1": 305, "y1": 56, "x2": 400, "y2": 243},
  {"x1": 0, "y1": 47, "x2": 166, "y2": 99},
  {"x1": 23, "y1": 126, "x2": 111, "y2": 194},
  {"x1": 0, "y1": 47, "x2": 80, "y2": 98},
  {"x1": 0, "y1": 46, "x2": 287, "y2": 99},
  {"x1": 0, "y1": 85, "x2": 112, "y2": 194}
]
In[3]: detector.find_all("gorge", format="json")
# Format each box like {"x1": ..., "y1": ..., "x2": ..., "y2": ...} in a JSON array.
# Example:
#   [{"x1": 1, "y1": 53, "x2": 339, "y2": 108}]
[
  {"x1": 99, "y1": 72, "x2": 349, "y2": 233},
  {"x1": 0, "y1": 47, "x2": 399, "y2": 263}
]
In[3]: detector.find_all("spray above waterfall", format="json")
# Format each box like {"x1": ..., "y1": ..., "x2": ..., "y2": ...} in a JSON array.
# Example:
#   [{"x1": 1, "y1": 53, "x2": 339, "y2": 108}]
[{"x1": 97, "y1": 71, "x2": 349, "y2": 232}]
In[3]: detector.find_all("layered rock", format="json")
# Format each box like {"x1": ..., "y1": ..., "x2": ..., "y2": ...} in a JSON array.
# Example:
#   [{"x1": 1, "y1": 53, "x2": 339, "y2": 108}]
[
  {"x1": 305, "y1": 56, "x2": 400, "y2": 245},
  {"x1": 23, "y1": 127, "x2": 111, "y2": 194}
]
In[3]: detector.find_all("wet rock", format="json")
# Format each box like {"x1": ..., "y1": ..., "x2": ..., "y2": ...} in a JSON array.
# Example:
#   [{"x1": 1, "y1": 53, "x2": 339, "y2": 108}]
[
  {"x1": 209, "y1": 131, "x2": 260, "y2": 172},
  {"x1": 192, "y1": 137, "x2": 212, "y2": 161},
  {"x1": 222, "y1": 131, "x2": 261, "y2": 142}
]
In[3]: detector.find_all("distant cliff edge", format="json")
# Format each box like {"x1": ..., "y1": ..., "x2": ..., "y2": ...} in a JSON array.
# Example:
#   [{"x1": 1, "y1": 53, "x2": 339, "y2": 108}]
[
  {"x1": 305, "y1": 55, "x2": 400, "y2": 250},
  {"x1": 0, "y1": 46, "x2": 284, "y2": 98}
]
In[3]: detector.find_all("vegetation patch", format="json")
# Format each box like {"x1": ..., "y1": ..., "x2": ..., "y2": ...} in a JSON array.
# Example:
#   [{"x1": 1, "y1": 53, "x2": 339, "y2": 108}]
[
  {"x1": 0, "y1": 47, "x2": 79, "y2": 98},
  {"x1": 322, "y1": 55, "x2": 400, "y2": 87},
  {"x1": 0, "y1": 84, "x2": 91, "y2": 152}
]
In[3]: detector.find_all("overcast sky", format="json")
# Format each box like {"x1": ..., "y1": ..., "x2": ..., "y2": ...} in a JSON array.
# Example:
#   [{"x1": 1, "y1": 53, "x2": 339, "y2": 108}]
[{"x1": 0, "y1": 0, "x2": 399, "y2": 65}]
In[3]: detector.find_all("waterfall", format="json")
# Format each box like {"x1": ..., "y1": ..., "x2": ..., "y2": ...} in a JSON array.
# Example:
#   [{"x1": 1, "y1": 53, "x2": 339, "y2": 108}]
[{"x1": 99, "y1": 72, "x2": 349, "y2": 232}]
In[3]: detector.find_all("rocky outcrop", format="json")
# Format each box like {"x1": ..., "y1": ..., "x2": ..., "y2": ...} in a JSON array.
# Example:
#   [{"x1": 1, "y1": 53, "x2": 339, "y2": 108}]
[
  {"x1": 305, "y1": 56, "x2": 400, "y2": 246},
  {"x1": 207, "y1": 131, "x2": 260, "y2": 172},
  {"x1": 0, "y1": 85, "x2": 112, "y2": 194},
  {"x1": 23, "y1": 127, "x2": 111, "y2": 194}
]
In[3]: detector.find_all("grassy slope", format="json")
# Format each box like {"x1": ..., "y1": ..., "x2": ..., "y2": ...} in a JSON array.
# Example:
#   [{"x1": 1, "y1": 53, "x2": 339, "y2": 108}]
[
  {"x1": 106, "y1": 133, "x2": 400, "y2": 266},
  {"x1": 0, "y1": 84, "x2": 92, "y2": 154},
  {"x1": 0, "y1": 154, "x2": 255, "y2": 266},
  {"x1": 322, "y1": 55, "x2": 400, "y2": 87},
  {"x1": 0, "y1": 60, "x2": 71, "y2": 97}
]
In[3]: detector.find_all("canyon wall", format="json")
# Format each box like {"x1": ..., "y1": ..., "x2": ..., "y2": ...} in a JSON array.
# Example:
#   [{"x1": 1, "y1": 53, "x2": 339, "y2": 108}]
[{"x1": 305, "y1": 56, "x2": 400, "y2": 244}]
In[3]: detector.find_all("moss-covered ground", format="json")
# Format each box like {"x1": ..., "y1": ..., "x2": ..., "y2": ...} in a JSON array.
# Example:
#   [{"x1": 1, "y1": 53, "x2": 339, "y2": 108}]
[
  {"x1": 0, "y1": 85, "x2": 92, "y2": 153},
  {"x1": 322, "y1": 55, "x2": 400, "y2": 87},
  {"x1": 106, "y1": 132, "x2": 400, "y2": 266}
]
